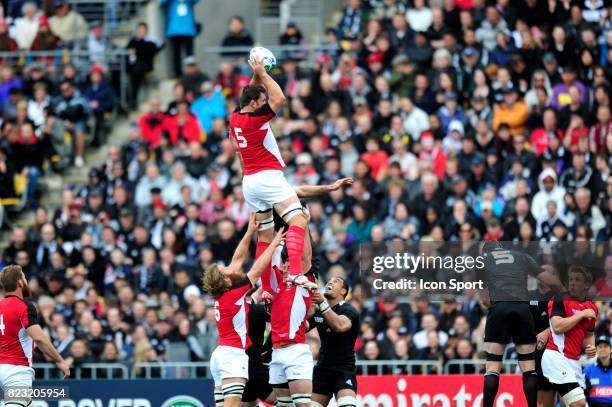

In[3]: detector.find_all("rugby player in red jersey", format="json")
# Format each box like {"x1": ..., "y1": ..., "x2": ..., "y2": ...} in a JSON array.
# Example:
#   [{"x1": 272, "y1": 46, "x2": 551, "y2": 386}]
[
  {"x1": 0, "y1": 265, "x2": 70, "y2": 407},
  {"x1": 202, "y1": 223, "x2": 285, "y2": 407},
  {"x1": 229, "y1": 56, "x2": 315, "y2": 297},
  {"x1": 542, "y1": 265, "x2": 598, "y2": 407}
]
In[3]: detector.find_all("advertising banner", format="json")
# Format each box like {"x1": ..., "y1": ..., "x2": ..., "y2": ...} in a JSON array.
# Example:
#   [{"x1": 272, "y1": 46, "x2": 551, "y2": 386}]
[
  {"x1": 357, "y1": 375, "x2": 526, "y2": 407},
  {"x1": 29, "y1": 379, "x2": 214, "y2": 407}
]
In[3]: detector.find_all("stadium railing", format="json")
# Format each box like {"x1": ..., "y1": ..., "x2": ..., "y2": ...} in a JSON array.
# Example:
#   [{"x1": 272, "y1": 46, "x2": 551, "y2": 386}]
[
  {"x1": 355, "y1": 360, "x2": 443, "y2": 375},
  {"x1": 443, "y1": 359, "x2": 520, "y2": 374},
  {"x1": 35, "y1": 362, "x2": 130, "y2": 379},
  {"x1": 67, "y1": 0, "x2": 148, "y2": 37},
  {"x1": 0, "y1": 49, "x2": 130, "y2": 108}
]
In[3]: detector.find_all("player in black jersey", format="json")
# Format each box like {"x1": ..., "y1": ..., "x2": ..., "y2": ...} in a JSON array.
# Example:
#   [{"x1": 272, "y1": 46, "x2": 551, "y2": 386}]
[
  {"x1": 528, "y1": 264, "x2": 565, "y2": 407},
  {"x1": 240, "y1": 301, "x2": 275, "y2": 407},
  {"x1": 479, "y1": 242, "x2": 563, "y2": 407},
  {"x1": 309, "y1": 276, "x2": 360, "y2": 407}
]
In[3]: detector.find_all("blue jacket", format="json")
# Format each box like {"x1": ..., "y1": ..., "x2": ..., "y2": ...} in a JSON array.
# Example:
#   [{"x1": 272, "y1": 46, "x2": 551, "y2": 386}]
[
  {"x1": 190, "y1": 90, "x2": 226, "y2": 134},
  {"x1": 584, "y1": 360, "x2": 612, "y2": 406},
  {"x1": 161, "y1": 0, "x2": 199, "y2": 38}
]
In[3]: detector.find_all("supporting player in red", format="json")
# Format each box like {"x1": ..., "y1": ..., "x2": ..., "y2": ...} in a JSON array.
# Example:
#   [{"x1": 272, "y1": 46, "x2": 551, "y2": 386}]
[{"x1": 0, "y1": 265, "x2": 70, "y2": 407}]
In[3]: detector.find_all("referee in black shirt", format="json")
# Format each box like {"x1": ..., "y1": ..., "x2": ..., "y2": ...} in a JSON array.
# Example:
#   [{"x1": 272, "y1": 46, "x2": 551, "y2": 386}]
[{"x1": 310, "y1": 277, "x2": 360, "y2": 407}]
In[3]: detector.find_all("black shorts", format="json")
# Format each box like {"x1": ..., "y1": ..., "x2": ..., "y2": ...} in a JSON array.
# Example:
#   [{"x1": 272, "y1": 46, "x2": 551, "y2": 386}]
[
  {"x1": 242, "y1": 365, "x2": 273, "y2": 403},
  {"x1": 484, "y1": 302, "x2": 536, "y2": 345},
  {"x1": 535, "y1": 348, "x2": 554, "y2": 391},
  {"x1": 312, "y1": 366, "x2": 357, "y2": 398}
]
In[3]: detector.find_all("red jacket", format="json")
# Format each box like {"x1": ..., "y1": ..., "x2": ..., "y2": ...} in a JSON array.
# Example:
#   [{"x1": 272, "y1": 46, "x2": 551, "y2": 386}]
[
  {"x1": 139, "y1": 112, "x2": 166, "y2": 148},
  {"x1": 530, "y1": 128, "x2": 563, "y2": 156},
  {"x1": 162, "y1": 113, "x2": 203, "y2": 145}
]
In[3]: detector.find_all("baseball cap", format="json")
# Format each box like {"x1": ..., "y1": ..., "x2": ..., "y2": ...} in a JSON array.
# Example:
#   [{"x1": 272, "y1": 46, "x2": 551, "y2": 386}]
[
  {"x1": 463, "y1": 47, "x2": 478, "y2": 57},
  {"x1": 452, "y1": 175, "x2": 466, "y2": 185},
  {"x1": 183, "y1": 56, "x2": 197, "y2": 66},
  {"x1": 296, "y1": 153, "x2": 312, "y2": 165},
  {"x1": 392, "y1": 54, "x2": 411, "y2": 67},
  {"x1": 596, "y1": 335, "x2": 611, "y2": 346},
  {"x1": 471, "y1": 153, "x2": 485, "y2": 166},
  {"x1": 542, "y1": 52, "x2": 556, "y2": 63}
]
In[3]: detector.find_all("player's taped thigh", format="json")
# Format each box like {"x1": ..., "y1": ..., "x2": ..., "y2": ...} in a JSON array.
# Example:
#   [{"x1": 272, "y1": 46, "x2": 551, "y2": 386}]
[
  {"x1": 337, "y1": 396, "x2": 357, "y2": 407},
  {"x1": 485, "y1": 352, "x2": 504, "y2": 361},
  {"x1": 214, "y1": 389, "x2": 225, "y2": 406},
  {"x1": 517, "y1": 352, "x2": 536, "y2": 361},
  {"x1": 275, "y1": 396, "x2": 293, "y2": 407},
  {"x1": 291, "y1": 393, "x2": 311, "y2": 405},
  {"x1": 222, "y1": 382, "x2": 246, "y2": 398},
  {"x1": 257, "y1": 209, "x2": 274, "y2": 231},
  {"x1": 279, "y1": 201, "x2": 303, "y2": 222},
  {"x1": 561, "y1": 387, "x2": 585, "y2": 405}
]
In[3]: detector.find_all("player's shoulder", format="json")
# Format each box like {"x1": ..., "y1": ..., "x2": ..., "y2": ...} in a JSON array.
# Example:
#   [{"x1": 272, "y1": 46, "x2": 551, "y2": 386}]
[
  {"x1": 337, "y1": 301, "x2": 359, "y2": 319},
  {"x1": 0, "y1": 295, "x2": 28, "y2": 309},
  {"x1": 552, "y1": 292, "x2": 568, "y2": 302}
]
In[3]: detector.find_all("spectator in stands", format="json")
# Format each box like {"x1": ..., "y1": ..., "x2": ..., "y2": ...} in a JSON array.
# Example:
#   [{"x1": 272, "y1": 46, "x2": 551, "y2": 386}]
[
  {"x1": 162, "y1": 100, "x2": 202, "y2": 145},
  {"x1": 84, "y1": 64, "x2": 115, "y2": 147},
  {"x1": 54, "y1": 80, "x2": 90, "y2": 167},
  {"x1": 161, "y1": 0, "x2": 199, "y2": 78},
  {"x1": 190, "y1": 82, "x2": 225, "y2": 135},
  {"x1": 0, "y1": 19, "x2": 17, "y2": 63},
  {"x1": 220, "y1": 16, "x2": 254, "y2": 59},
  {"x1": 14, "y1": 2, "x2": 41, "y2": 50},
  {"x1": 87, "y1": 21, "x2": 111, "y2": 70},
  {"x1": 180, "y1": 56, "x2": 209, "y2": 102},
  {"x1": 413, "y1": 313, "x2": 449, "y2": 351},
  {"x1": 126, "y1": 22, "x2": 162, "y2": 109},
  {"x1": 30, "y1": 16, "x2": 59, "y2": 58},
  {"x1": 49, "y1": 0, "x2": 88, "y2": 47}
]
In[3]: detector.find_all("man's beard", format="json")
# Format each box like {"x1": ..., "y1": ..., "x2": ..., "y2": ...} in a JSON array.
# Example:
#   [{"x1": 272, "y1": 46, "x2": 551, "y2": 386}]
[{"x1": 22, "y1": 285, "x2": 31, "y2": 298}]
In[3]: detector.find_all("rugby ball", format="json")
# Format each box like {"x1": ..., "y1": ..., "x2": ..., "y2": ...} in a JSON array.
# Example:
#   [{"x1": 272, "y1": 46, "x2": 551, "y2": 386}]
[{"x1": 249, "y1": 47, "x2": 276, "y2": 71}]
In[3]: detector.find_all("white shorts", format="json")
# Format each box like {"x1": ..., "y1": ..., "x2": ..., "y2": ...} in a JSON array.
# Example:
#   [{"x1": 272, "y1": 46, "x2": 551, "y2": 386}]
[
  {"x1": 269, "y1": 343, "x2": 313, "y2": 385},
  {"x1": 541, "y1": 349, "x2": 585, "y2": 388},
  {"x1": 0, "y1": 364, "x2": 34, "y2": 406},
  {"x1": 210, "y1": 346, "x2": 249, "y2": 387},
  {"x1": 242, "y1": 170, "x2": 297, "y2": 212}
]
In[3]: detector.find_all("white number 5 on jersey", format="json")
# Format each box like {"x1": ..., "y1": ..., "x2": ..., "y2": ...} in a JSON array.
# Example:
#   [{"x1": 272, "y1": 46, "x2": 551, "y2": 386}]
[
  {"x1": 214, "y1": 301, "x2": 221, "y2": 322},
  {"x1": 234, "y1": 127, "x2": 247, "y2": 148},
  {"x1": 0, "y1": 314, "x2": 5, "y2": 335}
]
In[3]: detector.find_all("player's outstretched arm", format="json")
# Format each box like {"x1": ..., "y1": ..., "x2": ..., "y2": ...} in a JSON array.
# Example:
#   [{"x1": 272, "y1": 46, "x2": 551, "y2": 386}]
[
  {"x1": 312, "y1": 292, "x2": 352, "y2": 333},
  {"x1": 294, "y1": 178, "x2": 354, "y2": 198},
  {"x1": 246, "y1": 228, "x2": 286, "y2": 283},
  {"x1": 229, "y1": 214, "x2": 259, "y2": 271},
  {"x1": 249, "y1": 58, "x2": 285, "y2": 113},
  {"x1": 27, "y1": 325, "x2": 71, "y2": 379}
]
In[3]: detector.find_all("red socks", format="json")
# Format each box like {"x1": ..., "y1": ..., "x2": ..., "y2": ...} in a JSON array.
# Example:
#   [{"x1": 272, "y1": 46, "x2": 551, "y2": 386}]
[
  {"x1": 285, "y1": 225, "x2": 305, "y2": 276},
  {"x1": 256, "y1": 241, "x2": 272, "y2": 294}
]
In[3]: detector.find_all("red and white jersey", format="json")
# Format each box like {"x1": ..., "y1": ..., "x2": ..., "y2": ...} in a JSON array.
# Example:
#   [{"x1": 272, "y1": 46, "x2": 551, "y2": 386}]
[
  {"x1": 229, "y1": 103, "x2": 286, "y2": 175},
  {"x1": 0, "y1": 295, "x2": 39, "y2": 367},
  {"x1": 215, "y1": 278, "x2": 253, "y2": 349},
  {"x1": 547, "y1": 292, "x2": 598, "y2": 360},
  {"x1": 270, "y1": 273, "x2": 315, "y2": 348}
]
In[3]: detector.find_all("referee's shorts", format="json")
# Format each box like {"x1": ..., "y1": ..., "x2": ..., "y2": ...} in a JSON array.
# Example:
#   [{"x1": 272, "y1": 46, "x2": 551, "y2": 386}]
[
  {"x1": 484, "y1": 302, "x2": 536, "y2": 345},
  {"x1": 312, "y1": 365, "x2": 357, "y2": 398}
]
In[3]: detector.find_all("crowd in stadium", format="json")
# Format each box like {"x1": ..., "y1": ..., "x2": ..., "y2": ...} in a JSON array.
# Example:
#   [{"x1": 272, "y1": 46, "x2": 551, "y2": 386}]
[{"x1": 0, "y1": 0, "x2": 610, "y2": 378}]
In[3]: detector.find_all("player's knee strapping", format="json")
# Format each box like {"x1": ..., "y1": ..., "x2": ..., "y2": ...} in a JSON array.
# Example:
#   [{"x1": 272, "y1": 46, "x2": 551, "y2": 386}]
[
  {"x1": 517, "y1": 352, "x2": 535, "y2": 361},
  {"x1": 257, "y1": 209, "x2": 275, "y2": 231},
  {"x1": 275, "y1": 396, "x2": 293, "y2": 407},
  {"x1": 222, "y1": 382, "x2": 246, "y2": 398},
  {"x1": 214, "y1": 389, "x2": 225, "y2": 406},
  {"x1": 485, "y1": 352, "x2": 503, "y2": 362},
  {"x1": 337, "y1": 396, "x2": 357, "y2": 407},
  {"x1": 291, "y1": 393, "x2": 311, "y2": 405},
  {"x1": 562, "y1": 387, "x2": 585, "y2": 405},
  {"x1": 280, "y1": 202, "x2": 303, "y2": 222}
]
